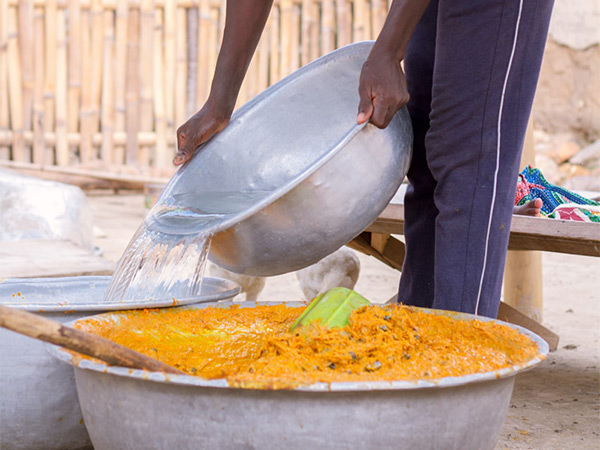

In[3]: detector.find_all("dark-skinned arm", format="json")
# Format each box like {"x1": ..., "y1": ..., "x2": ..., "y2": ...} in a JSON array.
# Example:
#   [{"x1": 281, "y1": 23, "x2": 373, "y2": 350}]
[
  {"x1": 174, "y1": 0, "x2": 273, "y2": 165},
  {"x1": 357, "y1": 0, "x2": 430, "y2": 129}
]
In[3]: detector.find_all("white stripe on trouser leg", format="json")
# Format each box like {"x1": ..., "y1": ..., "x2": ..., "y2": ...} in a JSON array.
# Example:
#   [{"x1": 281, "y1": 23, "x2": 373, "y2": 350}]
[{"x1": 474, "y1": 0, "x2": 524, "y2": 316}]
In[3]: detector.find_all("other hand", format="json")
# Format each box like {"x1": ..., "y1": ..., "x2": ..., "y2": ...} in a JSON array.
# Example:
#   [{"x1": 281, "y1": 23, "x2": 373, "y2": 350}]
[
  {"x1": 174, "y1": 102, "x2": 232, "y2": 166},
  {"x1": 356, "y1": 49, "x2": 409, "y2": 129}
]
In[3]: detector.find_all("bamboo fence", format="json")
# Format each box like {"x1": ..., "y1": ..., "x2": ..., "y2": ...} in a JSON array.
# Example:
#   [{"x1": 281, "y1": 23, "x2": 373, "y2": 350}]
[{"x1": 0, "y1": 0, "x2": 390, "y2": 174}]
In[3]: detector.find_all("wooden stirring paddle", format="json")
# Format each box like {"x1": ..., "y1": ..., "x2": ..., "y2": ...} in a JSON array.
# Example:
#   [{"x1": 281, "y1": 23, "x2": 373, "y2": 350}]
[{"x1": 0, "y1": 305, "x2": 184, "y2": 375}]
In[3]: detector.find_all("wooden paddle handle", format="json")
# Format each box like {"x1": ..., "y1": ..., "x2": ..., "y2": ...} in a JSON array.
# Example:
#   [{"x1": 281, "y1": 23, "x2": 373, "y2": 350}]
[{"x1": 0, "y1": 305, "x2": 184, "y2": 375}]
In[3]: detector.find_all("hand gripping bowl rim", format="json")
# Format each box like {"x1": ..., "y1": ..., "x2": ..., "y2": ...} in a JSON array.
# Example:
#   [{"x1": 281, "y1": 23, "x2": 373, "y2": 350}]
[{"x1": 46, "y1": 302, "x2": 549, "y2": 392}]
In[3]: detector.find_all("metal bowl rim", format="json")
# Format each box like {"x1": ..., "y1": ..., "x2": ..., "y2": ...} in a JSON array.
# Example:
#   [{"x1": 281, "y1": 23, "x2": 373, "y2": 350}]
[
  {"x1": 0, "y1": 276, "x2": 241, "y2": 312},
  {"x1": 150, "y1": 42, "x2": 376, "y2": 236},
  {"x1": 46, "y1": 302, "x2": 549, "y2": 392}
]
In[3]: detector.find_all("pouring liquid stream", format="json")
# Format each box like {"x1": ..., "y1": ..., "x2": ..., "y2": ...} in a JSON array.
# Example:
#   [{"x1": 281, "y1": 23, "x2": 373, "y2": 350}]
[{"x1": 103, "y1": 191, "x2": 272, "y2": 303}]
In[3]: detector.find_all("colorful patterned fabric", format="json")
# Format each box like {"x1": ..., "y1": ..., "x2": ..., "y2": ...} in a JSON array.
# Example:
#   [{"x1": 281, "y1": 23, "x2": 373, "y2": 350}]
[
  {"x1": 515, "y1": 166, "x2": 600, "y2": 222},
  {"x1": 547, "y1": 204, "x2": 600, "y2": 222}
]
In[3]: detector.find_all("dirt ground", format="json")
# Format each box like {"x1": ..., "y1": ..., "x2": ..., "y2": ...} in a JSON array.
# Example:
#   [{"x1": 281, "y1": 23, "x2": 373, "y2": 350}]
[{"x1": 89, "y1": 192, "x2": 600, "y2": 450}]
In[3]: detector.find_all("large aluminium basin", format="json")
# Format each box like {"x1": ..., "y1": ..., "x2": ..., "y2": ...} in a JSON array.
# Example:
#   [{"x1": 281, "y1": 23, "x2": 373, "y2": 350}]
[{"x1": 48, "y1": 302, "x2": 548, "y2": 450}]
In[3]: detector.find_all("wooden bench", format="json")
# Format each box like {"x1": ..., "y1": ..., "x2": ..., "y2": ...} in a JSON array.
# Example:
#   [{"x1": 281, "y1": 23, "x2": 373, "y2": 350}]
[{"x1": 348, "y1": 202, "x2": 600, "y2": 350}]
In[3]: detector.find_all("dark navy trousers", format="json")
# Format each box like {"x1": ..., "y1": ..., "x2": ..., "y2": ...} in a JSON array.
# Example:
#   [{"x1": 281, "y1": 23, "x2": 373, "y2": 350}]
[{"x1": 397, "y1": 0, "x2": 554, "y2": 317}]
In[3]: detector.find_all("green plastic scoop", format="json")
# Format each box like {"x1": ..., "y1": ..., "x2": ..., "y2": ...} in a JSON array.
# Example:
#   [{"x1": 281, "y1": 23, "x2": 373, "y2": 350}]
[{"x1": 290, "y1": 287, "x2": 371, "y2": 332}]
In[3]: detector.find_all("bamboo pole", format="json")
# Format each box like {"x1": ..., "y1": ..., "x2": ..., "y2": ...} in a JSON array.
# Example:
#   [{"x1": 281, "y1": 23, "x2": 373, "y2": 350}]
[
  {"x1": 163, "y1": 0, "x2": 176, "y2": 136},
  {"x1": 79, "y1": 5, "x2": 93, "y2": 162},
  {"x1": 0, "y1": 0, "x2": 9, "y2": 159},
  {"x1": 7, "y1": 5, "x2": 26, "y2": 161},
  {"x1": 0, "y1": 129, "x2": 174, "y2": 148},
  {"x1": 153, "y1": 6, "x2": 168, "y2": 168},
  {"x1": 256, "y1": 18, "x2": 269, "y2": 92},
  {"x1": 100, "y1": 8, "x2": 115, "y2": 165},
  {"x1": 44, "y1": 0, "x2": 57, "y2": 163},
  {"x1": 32, "y1": 5, "x2": 45, "y2": 164},
  {"x1": 67, "y1": 0, "x2": 81, "y2": 153},
  {"x1": 203, "y1": 2, "x2": 221, "y2": 108},
  {"x1": 364, "y1": 0, "x2": 373, "y2": 40},
  {"x1": 18, "y1": 0, "x2": 34, "y2": 133},
  {"x1": 113, "y1": 0, "x2": 128, "y2": 165},
  {"x1": 321, "y1": 0, "x2": 334, "y2": 54},
  {"x1": 308, "y1": 0, "x2": 319, "y2": 61},
  {"x1": 217, "y1": 0, "x2": 225, "y2": 44},
  {"x1": 125, "y1": 5, "x2": 140, "y2": 166},
  {"x1": 289, "y1": 2, "x2": 300, "y2": 72},
  {"x1": 174, "y1": 6, "x2": 187, "y2": 129},
  {"x1": 336, "y1": 0, "x2": 351, "y2": 48},
  {"x1": 268, "y1": 4, "x2": 280, "y2": 85},
  {"x1": 207, "y1": 5, "x2": 219, "y2": 90},
  {"x1": 279, "y1": 0, "x2": 292, "y2": 77},
  {"x1": 89, "y1": 0, "x2": 104, "y2": 157},
  {"x1": 214, "y1": 0, "x2": 225, "y2": 103},
  {"x1": 371, "y1": 0, "x2": 386, "y2": 37},
  {"x1": 353, "y1": 0, "x2": 366, "y2": 42},
  {"x1": 300, "y1": 0, "x2": 312, "y2": 67},
  {"x1": 185, "y1": 7, "x2": 197, "y2": 118},
  {"x1": 55, "y1": 7, "x2": 68, "y2": 165},
  {"x1": 7, "y1": 0, "x2": 242, "y2": 9},
  {"x1": 196, "y1": 0, "x2": 210, "y2": 105},
  {"x1": 139, "y1": 0, "x2": 154, "y2": 166}
]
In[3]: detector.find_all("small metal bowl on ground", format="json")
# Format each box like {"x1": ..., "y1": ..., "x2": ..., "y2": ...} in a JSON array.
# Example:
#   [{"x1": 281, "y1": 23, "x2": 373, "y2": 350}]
[
  {"x1": 48, "y1": 302, "x2": 548, "y2": 450},
  {"x1": 148, "y1": 41, "x2": 413, "y2": 276},
  {"x1": 0, "y1": 276, "x2": 240, "y2": 450}
]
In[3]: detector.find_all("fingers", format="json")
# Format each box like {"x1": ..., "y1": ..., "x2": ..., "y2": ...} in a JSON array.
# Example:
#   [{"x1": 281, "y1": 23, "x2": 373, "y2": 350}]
[
  {"x1": 357, "y1": 94, "x2": 395, "y2": 129},
  {"x1": 357, "y1": 87, "x2": 409, "y2": 129},
  {"x1": 173, "y1": 148, "x2": 193, "y2": 166},
  {"x1": 370, "y1": 101, "x2": 399, "y2": 129},
  {"x1": 357, "y1": 68, "x2": 374, "y2": 124},
  {"x1": 174, "y1": 124, "x2": 209, "y2": 166},
  {"x1": 174, "y1": 129, "x2": 188, "y2": 165},
  {"x1": 357, "y1": 94, "x2": 374, "y2": 125},
  {"x1": 173, "y1": 119, "x2": 221, "y2": 166},
  {"x1": 370, "y1": 99, "x2": 389, "y2": 129},
  {"x1": 173, "y1": 127, "x2": 198, "y2": 166}
]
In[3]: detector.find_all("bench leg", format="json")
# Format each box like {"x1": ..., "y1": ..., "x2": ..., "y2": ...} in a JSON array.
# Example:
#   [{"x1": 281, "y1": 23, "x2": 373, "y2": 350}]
[
  {"x1": 347, "y1": 232, "x2": 405, "y2": 272},
  {"x1": 504, "y1": 250, "x2": 544, "y2": 322},
  {"x1": 503, "y1": 119, "x2": 544, "y2": 323},
  {"x1": 497, "y1": 301, "x2": 559, "y2": 351}
]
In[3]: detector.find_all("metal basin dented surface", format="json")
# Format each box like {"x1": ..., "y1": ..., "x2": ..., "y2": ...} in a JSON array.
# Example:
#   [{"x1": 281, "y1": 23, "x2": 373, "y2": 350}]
[
  {"x1": 0, "y1": 276, "x2": 240, "y2": 450},
  {"x1": 48, "y1": 302, "x2": 548, "y2": 450},
  {"x1": 148, "y1": 42, "x2": 413, "y2": 276}
]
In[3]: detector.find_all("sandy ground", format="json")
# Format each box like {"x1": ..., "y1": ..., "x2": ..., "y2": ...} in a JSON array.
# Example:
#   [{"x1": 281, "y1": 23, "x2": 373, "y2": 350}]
[{"x1": 89, "y1": 192, "x2": 600, "y2": 450}]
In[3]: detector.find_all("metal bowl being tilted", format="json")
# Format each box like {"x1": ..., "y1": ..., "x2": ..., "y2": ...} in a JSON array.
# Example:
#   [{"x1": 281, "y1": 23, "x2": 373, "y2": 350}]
[
  {"x1": 47, "y1": 302, "x2": 548, "y2": 450},
  {"x1": 147, "y1": 42, "x2": 413, "y2": 276}
]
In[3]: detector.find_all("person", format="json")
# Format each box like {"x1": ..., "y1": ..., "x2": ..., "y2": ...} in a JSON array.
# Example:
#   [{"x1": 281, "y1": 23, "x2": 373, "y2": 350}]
[{"x1": 175, "y1": 0, "x2": 554, "y2": 318}]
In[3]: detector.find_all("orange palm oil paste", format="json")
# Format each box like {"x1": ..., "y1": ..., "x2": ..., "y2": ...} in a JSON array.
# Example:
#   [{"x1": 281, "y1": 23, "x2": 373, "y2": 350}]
[{"x1": 74, "y1": 304, "x2": 541, "y2": 389}]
